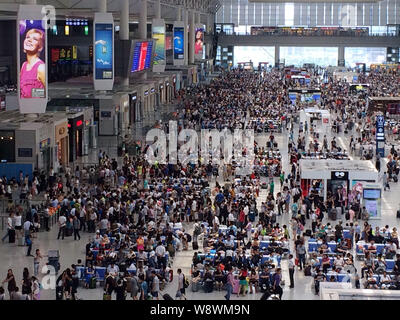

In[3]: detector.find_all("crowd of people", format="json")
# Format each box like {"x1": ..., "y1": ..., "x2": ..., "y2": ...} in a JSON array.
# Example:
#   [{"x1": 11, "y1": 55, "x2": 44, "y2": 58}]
[{"x1": 1, "y1": 66, "x2": 400, "y2": 300}]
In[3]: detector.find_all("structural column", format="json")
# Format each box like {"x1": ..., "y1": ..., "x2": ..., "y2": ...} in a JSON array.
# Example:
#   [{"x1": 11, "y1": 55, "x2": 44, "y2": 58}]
[
  {"x1": 155, "y1": 0, "x2": 161, "y2": 19},
  {"x1": 139, "y1": 0, "x2": 148, "y2": 81},
  {"x1": 183, "y1": 9, "x2": 189, "y2": 65},
  {"x1": 120, "y1": 0, "x2": 129, "y2": 86},
  {"x1": 177, "y1": 6, "x2": 182, "y2": 21},
  {"x1": 275, "y1": 45, "x2": 280, "y2": 67},
  {"x1": 338, "y1": 46, "x2": 345, "y2": 66},
  {"x1": 24, "y1": 0, "x2": 36, "y2": 3},
  {"x1": 97, "y1": 0, "x2": 107, "y2": 13},
  {"x1": 188, "y1": 10, "x2": 195, "y2": 64}
]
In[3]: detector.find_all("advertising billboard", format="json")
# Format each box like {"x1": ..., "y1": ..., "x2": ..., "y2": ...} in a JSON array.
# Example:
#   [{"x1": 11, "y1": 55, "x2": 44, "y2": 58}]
[
  {"x1": 93, "y1": 13, "x2": 114, "y2": 91},
  {"x1": 165, "y1": 36, "x2": 172, "y2": 50},
  {"x1": 195, "y1": 27, "x2": 204, "y2": 58},
  {"x1": 94, "y1": 23, "x2": 113, "y2": 79},
  {"x1": 152, "y1": 19, "x2": 166, "y2": 73},
  {"x1": 18, "y1": 5, "x2": 48, "y2": 114},
  {"x1": 19, "y1": 20, "x2": 46, "y2": 99},
  {"x1": 173, "y1": 27, "x2": 184, "y2": 60}
]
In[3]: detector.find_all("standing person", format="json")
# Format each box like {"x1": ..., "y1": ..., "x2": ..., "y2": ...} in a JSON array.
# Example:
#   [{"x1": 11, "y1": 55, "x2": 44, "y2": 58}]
[
  {"x1": 138, "y1": 274, "x2": 148, "y2": 300},
  {"x1": 33, "y1": 249, "x2": 46, "y2": 277},
  {"x1": 272, "y1": 268, "x2": 283, "y2": 300},
  {"x1": 23, "y1": 219, "x2": 33, "y2": 257},
  {"x1": 224, "y1": 268, "x2": 234, "y2": 300},
  {"x1": 31, "y1": 276, "x2": 40, "y2": 300},
  {"x1": 14, "y1": 211, "x2": 22, "y2": 240},
  {"x1": 1, "y1": 212, "x2": 14, "y2": 243},
  {"x1": 296, "y1": 241, "x2": 306, "y2": 271},
  {"x1": 72, "y1": 215, "x2": 81, "y2": 240},
  {"x1": 21, "y1": 268, "x2": 32, "y2": 299},
  {"x1": 2, "y1": 269, "x2": 16, "y2": 299},
  {"x1": 288, "y1": 254, "x2": 295, "y2": 288},
  {"x1": 57, "y1": 213, "x2": 66, "y2": 240},
  {"x1": 130, "y1": 274, "x2": 139, "y2": 300},
  {"x1": 176, "y1": 268, "x2": 187, "y2": 300},
  {"x1": 151, "y1": 270, "x2": 160, "y2": 300},
  {"x1": 383, "y1": 172, "x2": 390, "y2": 191}
]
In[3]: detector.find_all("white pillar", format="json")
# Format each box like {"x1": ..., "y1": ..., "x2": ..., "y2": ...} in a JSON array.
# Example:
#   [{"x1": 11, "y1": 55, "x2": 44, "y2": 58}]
[
  {"x1": 120, "y1": 0, "x2": 129, "y2": 86},
  {"x1": 177, "y1": 6, "x2": 182, "y2": 21},
  {"x1": 97, "y1": 0, "x2": 107, "y2": 13},
  {"x1": 24, "y1": 0, "x2": 36, "y2": 4},
  {"x1": 139, "y1": 0, "x2": 148, "y2": 81},
  {"x1": 139, "y1": 0, "x2": 147, "y2": 39},
  {"x1": 155, "y1": 0, "x2": 161, "y2": 19},
  {"x1": 183, "y1": 9, "x2": 188, "y2": 65},
  {"x1": 338, "y1": 46, "x2": 345, "y2": 66},
  {"x1": 189, "y1": 11, "x2": 195, "y2": 64},
  {"x1": 196, "y1": 13, "x2": 201, "y2": 24}
]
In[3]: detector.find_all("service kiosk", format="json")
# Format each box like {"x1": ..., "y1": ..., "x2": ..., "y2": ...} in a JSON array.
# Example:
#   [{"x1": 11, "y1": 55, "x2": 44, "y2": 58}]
[
  {"x1": 299, "y1": 159, "x2": 379, "y2": 202},
  {"x1": 361, "y1": 183, "x2": 382, "y2": 220}
]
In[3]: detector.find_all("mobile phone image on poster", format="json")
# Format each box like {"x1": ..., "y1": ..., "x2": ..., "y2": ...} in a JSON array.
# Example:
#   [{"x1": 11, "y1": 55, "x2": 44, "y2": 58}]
[
  {"x1": 19, "y1": 20, "x2": 46, "y2": 99},
  {"x1": 195, "y1": 28, "x2": 204, "y2": 55}
]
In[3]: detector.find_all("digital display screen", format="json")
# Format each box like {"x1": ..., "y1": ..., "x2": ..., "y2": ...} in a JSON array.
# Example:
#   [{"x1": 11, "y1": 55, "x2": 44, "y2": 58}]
[
  {"x1": 173, "y1": 27, "x2": 184, "y2": 59},
  {"x1": 94, "y1": 23, "x2": 113, "y2": 79},
  {"x1": 363, "y1": 189, "x2": 381, "y2": 199},
  {"x1": 131, "y1": 41, "x2": 153, "y2": 73},
  {"x1": 152, "y1": 26, "x2": 165, "y2": 66},
  {"x1": 195, "y1": 28, "x2": 204, "y2": 55},
  {"x1": 19, "y1": 19, "x2": 46, "y2": 99}
]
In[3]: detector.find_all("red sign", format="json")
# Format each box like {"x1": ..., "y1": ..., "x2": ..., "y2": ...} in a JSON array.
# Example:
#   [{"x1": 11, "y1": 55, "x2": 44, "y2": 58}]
[
  {"x1": 76, "y1": 120, "x2": 83, "y2": 127},
  {"x1": 165, "y1": 36, "x2": 172, "y2": 50},
  {"x1": 138, "y1": 42, "x2": 148, "y2": 71},
  {"x1": 323, "y1": 118, "x2": 329, "y2": 124},
  {"x1": 51, "y1": 48, "x2": 60, "y2": 63}
]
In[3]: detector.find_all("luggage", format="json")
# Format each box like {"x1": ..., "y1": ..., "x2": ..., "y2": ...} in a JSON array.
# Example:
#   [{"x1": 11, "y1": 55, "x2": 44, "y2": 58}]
[
  {"x1": 103, "y1": 293, "x2": 111, "y2": 300},
  {"x1": 304, "y1": 265, "x2": 312, "y2": 276},
  {"x1": 329, "y1": 209, "x2": 337, "y2": 221},
  {"x1": 65, "y1": 228, "x2": 73, "y2": 237},
  {"x1": 8, "y1": 229, "x2": 15, "y2": 243},
  {"x1": 192, "y1": 241, "x2": 199, "y2": 250},
  {"x1": 305, "y1": 229, "x2": 312, "y2": 237},
  {"x1": 260, "y1": 291, "x2": 271, "y2": 300},
  {"x1": 192, "y1": 281, "x2": 199, "y2": 292},
  {"x1": 394, "y1": 175, "x2": 398, "y2": 183},
  {"x1": 261, "y1": 182, "x2": 268, "y2": 189},
  {"x1": 397, "y1": 210, "x2": 400, "y2": 219},
  {"x1": 56, "y1": 286, "x2": 63, "y2": 300},
  {"x1": 18, "y1": 236, "x2": 25, "y2": 246},
  {"x1": 344, "y1": 130, "x2": 348, "y2": 134},
  {"x1": 89, "y1": 277, "x2": 97, "y2": 289},
  {"x1": 345, "y1": 211, "x2": 350, "y2": 220},
  {"x1": 163, "y1": 293, "x2": 174, "y2": 300}
]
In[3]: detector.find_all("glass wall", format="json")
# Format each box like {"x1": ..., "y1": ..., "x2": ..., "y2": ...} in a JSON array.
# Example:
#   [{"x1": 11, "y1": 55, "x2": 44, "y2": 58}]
[
  {"x1": 233, "y1": 46, "x2": 275, "y2": 66},
  {"x1": 280, "y1": 47, "x2": 338, "y2": 66},
  {"x1": 345, "y1": 47, "x2": 386, "y2": 67}
]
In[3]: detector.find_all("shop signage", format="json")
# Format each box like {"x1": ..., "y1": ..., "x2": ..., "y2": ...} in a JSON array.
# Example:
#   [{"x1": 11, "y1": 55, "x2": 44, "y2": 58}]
[
  {"x1": 144, "y1": 90, "x2": 149, "y2": 96},
  {"x1": 376, "y1": 115, "x2": 385, "y2": 157},
  {"x1": 331, "y1": 171, "x2": 349, "y2": 180},
  {"x1": 151, "y1": 88, "x2": 155, "y2": 93},
  {"x1": 59, "y1": 127, "x2": 65, "y2": 135},
  {"x1": 39, "y1": 138, "x2": 50, "y2": 149},
  {"x1": 76, "y1": 120, "x2": 83, "y2": 127}
]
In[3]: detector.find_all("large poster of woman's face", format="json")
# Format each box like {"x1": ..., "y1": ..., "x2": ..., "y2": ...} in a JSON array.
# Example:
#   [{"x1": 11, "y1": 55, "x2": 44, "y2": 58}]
[{"x1": 19, "y1": 20, "x2": 46, "y2": 99}]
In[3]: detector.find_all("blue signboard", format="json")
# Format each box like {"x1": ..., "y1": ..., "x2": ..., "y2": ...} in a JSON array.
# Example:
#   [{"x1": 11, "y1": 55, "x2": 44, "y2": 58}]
[
  {"x1": 95, "y1": 23, "x2": 113, "y2": 80},
  {"x1": 376, "y1": 115, "x2": 385, "y2": 157},
  {"x1": 173, "y1": 27, "x2": 184, "y2": 59}
]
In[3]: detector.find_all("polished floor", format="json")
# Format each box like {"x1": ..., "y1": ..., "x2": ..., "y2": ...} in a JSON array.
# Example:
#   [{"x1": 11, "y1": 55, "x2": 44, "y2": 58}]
[{"x1": 1, "y1": 91, "x2": 399, "y2": 300}]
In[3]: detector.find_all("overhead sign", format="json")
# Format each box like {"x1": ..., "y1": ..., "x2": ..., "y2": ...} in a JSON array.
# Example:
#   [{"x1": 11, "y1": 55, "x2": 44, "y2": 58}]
[
  {"x1": 376, "y1": 115, "x2": 385, "y2": 157},
  {"x1": 18, "y1": 5, "x2": 48, "y2": 113},
  {"x1": 93, "y1": 12, "x2": 114, "y2": 91},
  {"x1": 152, "y1": 19, "x2": 166, "y2": 73}
]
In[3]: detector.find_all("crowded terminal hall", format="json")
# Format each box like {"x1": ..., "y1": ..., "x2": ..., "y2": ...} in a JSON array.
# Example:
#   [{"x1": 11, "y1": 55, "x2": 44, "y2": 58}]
[{"x1": 0, "y1": 0, "x2": 400, "y2": 303}]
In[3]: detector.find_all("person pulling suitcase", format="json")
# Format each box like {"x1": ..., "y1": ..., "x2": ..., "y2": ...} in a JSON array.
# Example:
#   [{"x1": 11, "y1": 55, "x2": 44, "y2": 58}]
[{"x1": 1, "y1": 213, "x2": 14, "y2": 243}]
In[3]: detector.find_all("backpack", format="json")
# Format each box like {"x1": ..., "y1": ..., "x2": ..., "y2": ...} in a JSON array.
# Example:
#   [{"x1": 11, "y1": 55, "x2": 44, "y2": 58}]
[
  {"x1": 194, "y1": 225, "x2": 201, "y2": 235},
  {"x1": 183, "y1": 275, "x2": 189, "y2": 288}
]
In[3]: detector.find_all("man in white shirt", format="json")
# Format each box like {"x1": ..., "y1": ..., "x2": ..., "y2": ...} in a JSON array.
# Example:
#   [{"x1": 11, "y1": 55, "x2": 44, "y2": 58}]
[
  {"x1": 107, "y1": 263, "x2": 119, "y2": 276},
  {"x1": 288, "y1": 254, "x2": 295, "y2": 288},
  {"x1": 228, "y1": 212, "x2": 235, "y2": 224},
  {"x1": 1, "y1": 213, "x2": 14, "y2": 242},
  {"x1": 57, "y1": 214, "x2": 67, "y2": 240}
]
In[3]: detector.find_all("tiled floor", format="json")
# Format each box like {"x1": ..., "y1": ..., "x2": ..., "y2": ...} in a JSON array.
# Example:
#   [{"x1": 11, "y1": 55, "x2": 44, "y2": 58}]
[{"x1": 1, "y1": 95, "x2": 399, "y2": 300}]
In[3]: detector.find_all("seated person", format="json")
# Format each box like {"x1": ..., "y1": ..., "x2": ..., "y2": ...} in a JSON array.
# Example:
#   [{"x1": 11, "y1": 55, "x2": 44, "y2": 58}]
[
  {"x1": 191, "y1": 266, "x2": 201, "y2": 284},
  {"x1": 380, "y1": 271, "x2": 392, "y2": 289},
  {"x1": 334, "y1": 255, "x2": 345, "y2": 270},
  {"x1": 321, "y1": 254, "x2": 331, "y2": 274},
  {"x1": 214, "y1": 265, "x2": 225, "y2": 291},
  {"x1": 393, "y1": 254, "x2": 400, "y2": 275},
  {"x1": 84, "y1": 266, "x2": 95, "y2": 288},
  {"x1": 107, "y1": 262, "x2": 120, "y2": 277},
  {"x1": 259, "y1": 265, "x2": 271, "y2": 292},
  {"x1": 202, "y1": 267, "x2": 214, "y2": 293},
  {"x1": 308, "y1": 252, "x2": 320, "y2": 270},
  {"x1": 86, "y1": 250, "x2": 94, "y2": 268},
  {"x1": 384, "y1": 240, "x2": 397, "y2": 259},
  {"x1": 374, "y1": 254, "x2": 387, "y2": 274},
  {"x1": 364, "y1": 269, "x2": 378, "y2": 289},
  {"x1": 365, "y1": 240, "x2": 377, "y2": 256},
  {"x1": 248, "y1": 268, "x2": 259, "y2": 294},
  {"x1": 336, "y1": 240, "x2": 349, "y2": 254}
]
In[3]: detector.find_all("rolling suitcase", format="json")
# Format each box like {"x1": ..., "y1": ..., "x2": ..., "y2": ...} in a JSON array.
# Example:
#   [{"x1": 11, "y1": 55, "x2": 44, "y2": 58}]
[
  {"x1": 163, "y1": 293, "x2": 174, "y2": 300},
  {"x1": 393, "y1": 175, "x2": 398, "y2": 183},
  {"x1": 305, "y1": 229, "x2": 312, "y2": 237},
  {"x1": 397, "y1": 210, "x2": 400, "y2": 219},
  {"x1": 8, "y1": 229, "x2": 15, "y2": 243},
  {"x1": 192, "y1": 241, "x2": 199, "y2": 250},
  {"x1": 56, "y1": 286, "x2": 63, "y2": 300},
  {"x1": 304, "y1": 265, "x2": 312, "y2": 276}
]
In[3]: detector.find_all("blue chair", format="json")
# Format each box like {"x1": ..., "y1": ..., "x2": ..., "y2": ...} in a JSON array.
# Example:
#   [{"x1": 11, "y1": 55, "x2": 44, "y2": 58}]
[
  {"x1": 376, "y1": 244, "x2": 385, "y2": 255},
  {"x1": 127, "y1": 268, "x2": 137, "y2": 275},
  {"x1": 337, "y1": 274, "x2": 350, "y2": 282},
  {"x1": 327, "y1": 242, "x2": 337, "y2": 252},
  {"x1": 260, "y1": 241, "x2": 269, "y2": 249},
  {"x1": 343, "y1": 230, "x2": 351, "y2": 240},
  {"x1": 95, "y1": 267, "x2": 106, "y2": 283},
  {"x1": 386, "y1": 259, "x2": 395, "y2": 272},
  {"x1": 91, "y1": 249, "x2": 99, "y2": 259},
  {"x1": 308, "y1": 242, "x2": 318, "y2": 252}
]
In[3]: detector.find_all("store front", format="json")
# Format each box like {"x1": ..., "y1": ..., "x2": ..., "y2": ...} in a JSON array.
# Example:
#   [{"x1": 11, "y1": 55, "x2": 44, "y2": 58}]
[
  {"x1": 55, "y1": 121, "x2": 69, "y2": 169},
  {"x1": 68, "y1": 115, "x2": 84, "y2": 162}
]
